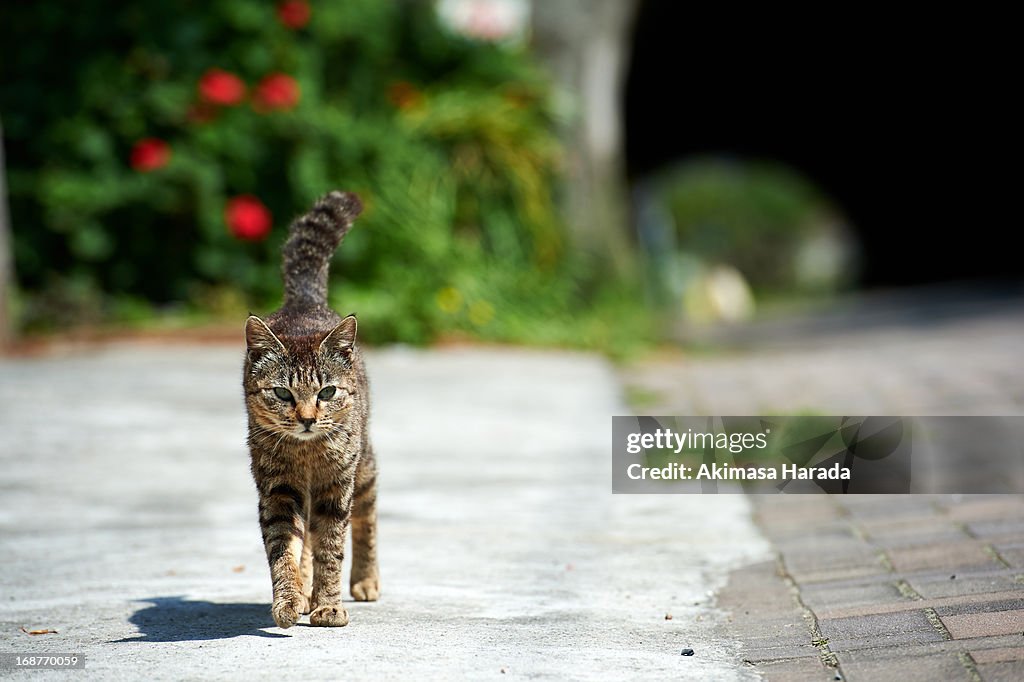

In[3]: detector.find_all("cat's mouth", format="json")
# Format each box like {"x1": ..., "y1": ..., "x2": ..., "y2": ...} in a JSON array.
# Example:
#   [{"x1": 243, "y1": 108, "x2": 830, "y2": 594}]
[{"x1": 292, "y1": 429, "x2": 320, "y2": 440}]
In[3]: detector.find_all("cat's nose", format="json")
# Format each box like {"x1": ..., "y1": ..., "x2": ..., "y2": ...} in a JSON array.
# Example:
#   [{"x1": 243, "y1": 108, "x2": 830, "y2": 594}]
[{"x1": 298, "y1": 417, "x2": 315, "y2": 429}]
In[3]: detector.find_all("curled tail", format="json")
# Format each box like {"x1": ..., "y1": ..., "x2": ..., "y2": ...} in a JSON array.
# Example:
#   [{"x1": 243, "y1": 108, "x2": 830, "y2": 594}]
[{"x1": 281, "y1": 190, "x2": 363, "y2": 308}]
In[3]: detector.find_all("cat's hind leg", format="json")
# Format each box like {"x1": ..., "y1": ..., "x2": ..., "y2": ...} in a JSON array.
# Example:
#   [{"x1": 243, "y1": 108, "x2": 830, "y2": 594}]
[
  {"x1": 350, "y1": 448, "x2": 380, "y2": 601},
  {"x1": 299, "y1": 532, "x2": 314, "y2": 614}
]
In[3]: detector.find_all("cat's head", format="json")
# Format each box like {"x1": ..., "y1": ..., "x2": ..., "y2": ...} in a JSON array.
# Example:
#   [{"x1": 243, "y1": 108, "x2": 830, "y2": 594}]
[{"x1": 243, "y1": 315, "x2": 359, "y2": 442}]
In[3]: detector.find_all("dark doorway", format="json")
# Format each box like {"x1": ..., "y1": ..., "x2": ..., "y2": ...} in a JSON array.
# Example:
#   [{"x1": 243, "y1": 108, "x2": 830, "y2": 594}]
[{"x1": 624, "y1": 1, "x2": 1018, "y2": 287}]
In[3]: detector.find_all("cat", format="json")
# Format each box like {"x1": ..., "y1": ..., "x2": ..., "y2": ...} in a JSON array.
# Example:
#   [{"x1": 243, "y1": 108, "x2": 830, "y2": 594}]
[{"x1": 242, "y1": 190, "x2": 379, "y2": 628}]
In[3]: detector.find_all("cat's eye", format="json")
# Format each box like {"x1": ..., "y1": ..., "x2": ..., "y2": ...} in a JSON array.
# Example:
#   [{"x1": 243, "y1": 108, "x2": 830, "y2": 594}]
[
  {"x1": 317, "y1": 386, "x2": 337, "y2": 401},
  {"x1": 273, "y1": 387, "x2": 294, "y2": 402}
]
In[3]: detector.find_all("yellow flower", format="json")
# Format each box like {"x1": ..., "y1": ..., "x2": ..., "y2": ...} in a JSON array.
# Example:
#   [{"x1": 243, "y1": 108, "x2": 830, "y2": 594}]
[{"x1": 436, "y1": 287, "x2": 463, "y2": 314}]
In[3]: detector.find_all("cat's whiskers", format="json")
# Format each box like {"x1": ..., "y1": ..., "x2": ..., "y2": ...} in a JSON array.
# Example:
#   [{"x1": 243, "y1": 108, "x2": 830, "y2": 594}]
[
  {"x1": 322, "y1": 428, "x2": 342, "y2": 450},
  {"x1": 249, "y1": 422, "x2": 284, "y2": 439},
  {"x1": 273, "y1": 429, "x2": 296, "y2": 453},
  {"x1": 248, "y1": 422, "x2": 300, "y2": 455}
]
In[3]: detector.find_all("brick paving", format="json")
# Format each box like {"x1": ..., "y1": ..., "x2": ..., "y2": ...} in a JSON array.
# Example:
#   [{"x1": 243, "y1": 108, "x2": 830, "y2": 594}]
[
  {"x1": 623, "y1": 292, "x2": 1024, "y2": 681},
  {"x1": 750, "y1": 495, "x2": 1024, "y2": 681}
]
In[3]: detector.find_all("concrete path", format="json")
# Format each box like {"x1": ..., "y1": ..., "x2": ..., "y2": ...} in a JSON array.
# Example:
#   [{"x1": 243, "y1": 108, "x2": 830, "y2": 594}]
[{"x1": 0, "y1": 344, "x2": 769, "y2": 680}]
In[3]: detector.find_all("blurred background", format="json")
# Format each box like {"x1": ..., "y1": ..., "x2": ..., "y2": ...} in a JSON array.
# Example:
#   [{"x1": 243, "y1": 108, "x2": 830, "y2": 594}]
[{"x1": 0, "y1": 0, "x2": 1018, "y2": 354}]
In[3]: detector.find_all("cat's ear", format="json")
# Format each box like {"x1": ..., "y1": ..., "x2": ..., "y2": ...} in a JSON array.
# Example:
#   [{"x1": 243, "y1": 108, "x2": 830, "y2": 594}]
[
  {"x1": 245, "y1": 316, "x2": 286, "y2": 362},
  {"x1": 319, "y1": 315, "x2": 357, "y2": 360}
]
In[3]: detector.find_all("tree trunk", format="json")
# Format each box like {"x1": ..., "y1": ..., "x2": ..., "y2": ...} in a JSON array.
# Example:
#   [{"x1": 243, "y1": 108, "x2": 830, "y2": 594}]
[
  {"x1": 0, "y1": 120, "x2": 13, "y2": 347},
  {"x1": 531, "y1": 0, "x2": 639, "y2": 278}
]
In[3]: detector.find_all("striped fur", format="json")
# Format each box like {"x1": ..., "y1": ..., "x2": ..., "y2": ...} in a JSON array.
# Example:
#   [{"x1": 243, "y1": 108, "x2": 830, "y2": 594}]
[
  {"x1": 282, "y1": 191, "x2": 362, "y2": 309},
  {"x1": 243, "y1": 191, "x2": 378, "y2": 629}
]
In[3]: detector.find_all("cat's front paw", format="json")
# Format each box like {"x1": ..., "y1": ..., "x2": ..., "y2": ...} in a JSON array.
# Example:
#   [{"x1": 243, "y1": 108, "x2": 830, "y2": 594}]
[
  {"x1": 309, "y1": 604, "x2": 349, "y2": 627},
  {"x1": 271, "y1": 594, "x2": 303, "y2": 628},
  {"x1": 351, "y1": 576, "x2": 380, "y2": 602}
]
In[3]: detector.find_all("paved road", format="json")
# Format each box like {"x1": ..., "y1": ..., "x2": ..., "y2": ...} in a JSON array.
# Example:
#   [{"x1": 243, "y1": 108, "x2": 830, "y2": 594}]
[
  {"x1": 628, "y1": 292, "x2": 1024, "y2": 416},
  {"x1": 622, "y1": 292, "x2": 1024, "y2": 681},
  {"x1": 0, "y1": 344, "x2": 769, "y2": 680}
]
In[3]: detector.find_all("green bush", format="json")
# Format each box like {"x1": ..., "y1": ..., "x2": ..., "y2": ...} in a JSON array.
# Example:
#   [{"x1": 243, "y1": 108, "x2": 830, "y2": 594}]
[
  {"x1": 2, "y1": 1, "x2": 643, "y2": 347},
  {"x1": 660, "y1": 158, "x2": 849, "y2": 294}
]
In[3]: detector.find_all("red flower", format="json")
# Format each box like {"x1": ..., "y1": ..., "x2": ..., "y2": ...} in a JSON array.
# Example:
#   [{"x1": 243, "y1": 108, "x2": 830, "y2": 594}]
[
  {"x1": 199, "y1": 69, "x2": 246, "y2": 106},
  {"x1": 225, "y1": 196, "x2": 272, "y2": 241},
  {"x1": 277, "y1": 0, "x2": 311, "y2": 29},
  {"x1": 254, "y1": 73, "x2": 300, "y2": 111},
  {"x1": 130, "y1": 138, "x2": 171, "y2": 172}
]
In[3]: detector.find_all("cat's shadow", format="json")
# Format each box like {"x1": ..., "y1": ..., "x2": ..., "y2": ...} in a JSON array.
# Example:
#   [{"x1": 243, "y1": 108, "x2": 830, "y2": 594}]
[{"x1": 112, "y1": 596, "x2": 289, "y2": 642}]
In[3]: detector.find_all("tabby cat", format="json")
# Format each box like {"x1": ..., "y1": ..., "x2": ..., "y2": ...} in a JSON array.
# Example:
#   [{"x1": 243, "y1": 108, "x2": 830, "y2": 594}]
[{"x1": 242, "y1": 190, "x2": 379, "y2": 628}]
